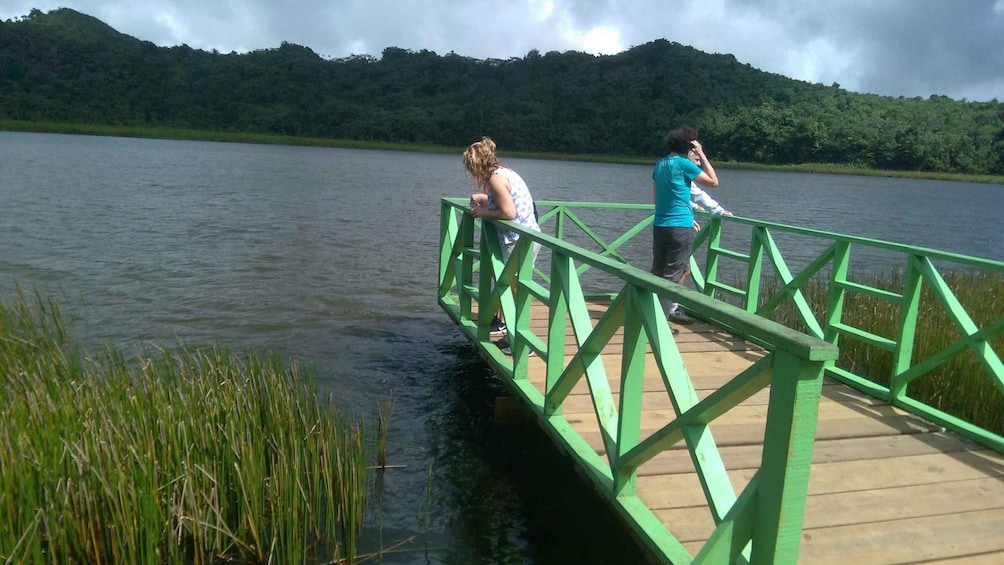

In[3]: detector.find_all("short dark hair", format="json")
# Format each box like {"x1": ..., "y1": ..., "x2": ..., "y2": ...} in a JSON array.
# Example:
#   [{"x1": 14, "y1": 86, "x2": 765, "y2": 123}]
[{"x1": 664, "y1": 126, "x2": 698, "y2": 154}]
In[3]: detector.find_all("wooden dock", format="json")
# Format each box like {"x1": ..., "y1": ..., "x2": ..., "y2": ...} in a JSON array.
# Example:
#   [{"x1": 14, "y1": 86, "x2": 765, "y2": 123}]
[{"x1": 505, "y1": 303, "x2": 1004, "y2": 564}]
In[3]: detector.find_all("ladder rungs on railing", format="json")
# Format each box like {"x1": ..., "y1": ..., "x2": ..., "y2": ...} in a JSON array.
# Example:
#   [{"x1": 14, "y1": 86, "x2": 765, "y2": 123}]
[
  {"x1": 834, "y1": 279, "x2": 903, "y2": 302},
  {"x1": 707, "y1": 279, "x2": 748, "y2": 297},
  {"x1": 710, "y1": 246, "x2": 750, "y2": 261},
  {"x1": 831, "y1": 322, "x2": 897, "y2": 351}
]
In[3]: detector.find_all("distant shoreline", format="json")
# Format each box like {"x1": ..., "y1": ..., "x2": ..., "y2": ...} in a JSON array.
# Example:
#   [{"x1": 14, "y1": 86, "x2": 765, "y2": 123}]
[{"x1": 4, "y1": 119, "x2": 1002, "y2": 185}]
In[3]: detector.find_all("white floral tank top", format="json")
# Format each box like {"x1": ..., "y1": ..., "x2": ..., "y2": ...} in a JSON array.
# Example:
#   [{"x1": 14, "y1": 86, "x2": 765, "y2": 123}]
[{"x1": 486, "y1": 167, "x2": 540, "y2": 246}]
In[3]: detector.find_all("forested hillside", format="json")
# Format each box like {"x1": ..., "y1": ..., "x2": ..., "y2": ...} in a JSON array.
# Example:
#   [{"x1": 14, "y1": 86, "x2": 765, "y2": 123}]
[{"x1": 2, "y1": 8, "x2": 1002, "y2": 174}]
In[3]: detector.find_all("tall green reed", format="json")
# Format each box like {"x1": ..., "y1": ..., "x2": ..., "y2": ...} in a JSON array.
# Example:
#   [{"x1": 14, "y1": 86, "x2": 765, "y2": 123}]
[
  {"x1": 758, "y1": 269, "x2": 1003, "y2": 435},
  {"x1": 0, "y1": 290, "x2": 372, "y2": 564},
  {"x1": 376, "y1": 393, "x2": 394, "y2": 471}
]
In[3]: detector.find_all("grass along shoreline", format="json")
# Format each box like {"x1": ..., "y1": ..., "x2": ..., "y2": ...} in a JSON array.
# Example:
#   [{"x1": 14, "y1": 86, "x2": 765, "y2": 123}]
[
  {"x1": 0, "y1": 290, "x2": 373, "y2": 564},
  {"x1": 4, "y1": 119, "x2": 1002, "y2": 185},
  {"x1": 762, "y1": 269, "x2": 1004, "y2": 436}
]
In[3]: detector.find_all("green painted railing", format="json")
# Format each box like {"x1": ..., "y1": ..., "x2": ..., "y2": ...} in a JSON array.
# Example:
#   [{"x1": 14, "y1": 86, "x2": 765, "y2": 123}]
[
  {"x1": 684, "y1": 211, "x2": 1004, "y2": 452},
  {"x1": 438, "y1": 198, "x2": 840, "y2": 564},
  {"x1": 468, "y1": 199, "x2": 1004, "y2": 452}
]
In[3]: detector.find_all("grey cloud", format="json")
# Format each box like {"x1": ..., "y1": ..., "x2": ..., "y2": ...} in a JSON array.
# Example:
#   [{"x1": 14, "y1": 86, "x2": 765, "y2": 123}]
[
  {"x1": 715, "y1": 0, "x2": 1004, "y2": 100},
  {"x1": 1, "y1": 0, "x2": 1001, "y2": 101}
]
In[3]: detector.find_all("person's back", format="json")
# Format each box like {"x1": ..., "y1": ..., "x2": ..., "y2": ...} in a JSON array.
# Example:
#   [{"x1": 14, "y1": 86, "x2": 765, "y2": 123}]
[
  {"x1": 653, "y1": 155, "x2": 700, "y2": 228},
  {"x1": 487, "y1": 167, "x2": 539, "y2": 245}
]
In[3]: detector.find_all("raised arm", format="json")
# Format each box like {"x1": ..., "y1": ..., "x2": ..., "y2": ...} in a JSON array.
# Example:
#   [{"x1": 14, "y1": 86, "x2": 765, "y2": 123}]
[{"x1": 691, "y1": 140, "x2": 718, "y2": 187}]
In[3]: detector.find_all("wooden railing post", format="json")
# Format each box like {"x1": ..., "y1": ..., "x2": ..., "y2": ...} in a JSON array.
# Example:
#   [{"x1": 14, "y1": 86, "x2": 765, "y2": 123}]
[
  {"x1": 890, "y1": 254, "x2": 923, "y2": 401},
  {"x1": 751, "y1": 351, "x2": 827, "y2": 564}
]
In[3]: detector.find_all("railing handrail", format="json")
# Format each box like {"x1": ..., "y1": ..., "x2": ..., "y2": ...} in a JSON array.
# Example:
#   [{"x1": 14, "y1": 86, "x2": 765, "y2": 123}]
[
  {"x1": 535, "y1": 199, "x2": 1004, "y2": 269},
  {"x1": 446, "y1": 199, "x2": 841, "y2": 360},
  {"x1": 682, "y1": 209, "x2": 1003, "y2": 452},
  {"x1": 699, "y1": 210, "x2": 1003, "y2": 270},
  {"x1": 527, "y1": 199, "x2": 1003, "y2": 451}
]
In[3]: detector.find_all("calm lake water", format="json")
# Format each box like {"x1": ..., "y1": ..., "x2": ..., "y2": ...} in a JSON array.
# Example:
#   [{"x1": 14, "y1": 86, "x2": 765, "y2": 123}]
[{"x1": 1, "y1": 132, "x2": 1001, "y2": 563}]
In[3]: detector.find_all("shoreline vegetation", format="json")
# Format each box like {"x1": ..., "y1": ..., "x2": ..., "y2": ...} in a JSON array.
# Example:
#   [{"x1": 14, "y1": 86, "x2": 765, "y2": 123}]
[
  {"x1": 0, "y1": 290, "x2": 375, "y2": 564},
  {"x1": 764, "y1": 270, "x2": 1003, "y2": 437},
  {"x1": 4, "y1": 119, "x2": 1003, "y2": 185}
]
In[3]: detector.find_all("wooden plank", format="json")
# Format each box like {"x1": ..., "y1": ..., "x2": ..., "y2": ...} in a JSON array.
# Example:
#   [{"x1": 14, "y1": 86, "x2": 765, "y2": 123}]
[
  {"x1": 681, "y1": 509, "x2": 1004, "y2": 563},
  {"x1": 552, "y1": 330, "x2": 758, "y2": 354},
  {"x1": 636, "y1": 451, "x2": 1004, "y2": 510},
  {"x1": 797, "y1": 509, "x2": 1004, "y2": 564},
  {"x1": 561, "y1": 397, "x2": 918, "y2": 429},
  {"x1": 921, "y1": 552, "x2": 1004, "y2": 564},
  {"x1": 634, "y1": 432, "x2": 976, "y2": 476},
  {"x1": 528, "y1": 332, "x2": 760, "y2": 354},
  {"x1": 560, "y1": 398, "x2": 933, "y2": 460},
  {"x1": 553, "y1": 381, "x2": 857, "y2": 413},
  {"x1": 804, "y1": 477, "x2": 1004, "y2": 530},
  {"x1": 528, "y1": 365, "x2": 883, "y2": 400},
  {"x1": 575, "y1": 412, "x2": 940, "y2": 455},
  {"x1": 514, "y1": 303, "x2": 762, "y2": 355},
  {"x1": 525, "y1": 351, "x2": 766, "y2": 390},
  {"x1": 525, "y1": 355, "x2": 883, "y2": 403},
  {"x1": 655, "y1": 477, "x2": 1004, "y2": 543}
]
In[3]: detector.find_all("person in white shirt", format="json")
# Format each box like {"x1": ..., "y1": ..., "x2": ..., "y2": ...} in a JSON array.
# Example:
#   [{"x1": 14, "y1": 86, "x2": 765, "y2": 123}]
[
  {"x1": 692, "y1": 184, "x2": 731, "y2": 216},
  {"x1": 689, "y1": 148, "x2": 733, "y2": 220}
]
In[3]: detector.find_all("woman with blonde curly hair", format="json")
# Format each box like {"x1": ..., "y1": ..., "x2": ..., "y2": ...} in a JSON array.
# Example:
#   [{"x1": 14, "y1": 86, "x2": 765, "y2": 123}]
[{"x1": 463, "y1": 136, "x2": 541, "y2": 340}]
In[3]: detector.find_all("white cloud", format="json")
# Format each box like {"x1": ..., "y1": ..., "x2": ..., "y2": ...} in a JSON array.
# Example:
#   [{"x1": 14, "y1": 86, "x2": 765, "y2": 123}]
[
  {"x1": 581, "y1": 25, "x2": 623, "y2": 55},
  {"x1": 528, "y1": 0, "x2": 556, "y2": 23}
]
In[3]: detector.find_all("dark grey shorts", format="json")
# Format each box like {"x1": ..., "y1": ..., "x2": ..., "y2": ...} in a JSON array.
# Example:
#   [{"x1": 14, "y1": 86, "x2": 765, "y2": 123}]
[{"x1": 651, "y1": 226, "x2": 694, "y2": 284}]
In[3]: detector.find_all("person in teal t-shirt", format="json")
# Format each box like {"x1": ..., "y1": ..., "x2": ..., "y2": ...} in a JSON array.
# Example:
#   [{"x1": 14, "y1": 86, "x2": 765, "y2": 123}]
[{"x1": 651, "y1": 126, "x2": 719, "y2": 327}]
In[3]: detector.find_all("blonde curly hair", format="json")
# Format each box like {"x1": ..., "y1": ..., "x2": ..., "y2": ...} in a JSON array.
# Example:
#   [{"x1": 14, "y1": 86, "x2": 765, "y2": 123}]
[{"x1": 462, "y1": 136, "x2": 501, "y2": 189}]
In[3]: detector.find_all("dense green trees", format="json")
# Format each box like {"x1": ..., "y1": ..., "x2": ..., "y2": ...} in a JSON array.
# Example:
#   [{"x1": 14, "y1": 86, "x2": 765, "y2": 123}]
[{"x1": 2, "y1": 8, "x2": 1002, "y2": 174}]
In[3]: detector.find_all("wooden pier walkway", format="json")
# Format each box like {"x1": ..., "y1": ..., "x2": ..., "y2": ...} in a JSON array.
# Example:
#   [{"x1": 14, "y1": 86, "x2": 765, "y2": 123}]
[{"x1": 503, "y1": 302, "x2": 1004, "y2": 564}]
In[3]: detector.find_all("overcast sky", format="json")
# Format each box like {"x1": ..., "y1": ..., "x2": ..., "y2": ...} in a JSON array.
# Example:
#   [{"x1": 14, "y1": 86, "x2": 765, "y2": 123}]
[{"x1": 3, "y1": 1, "x2": 1003, "y2": 102}]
